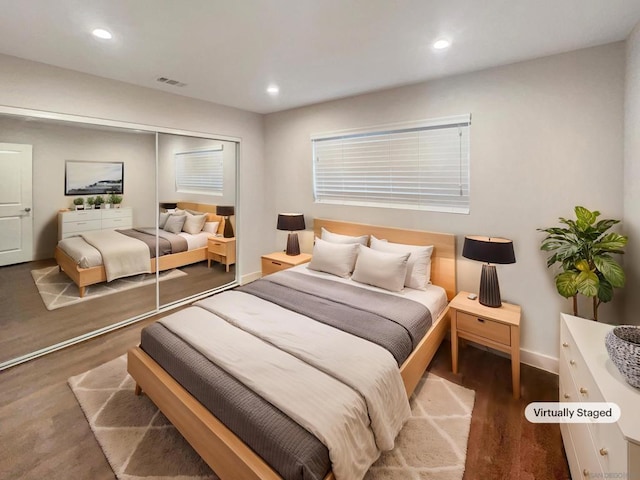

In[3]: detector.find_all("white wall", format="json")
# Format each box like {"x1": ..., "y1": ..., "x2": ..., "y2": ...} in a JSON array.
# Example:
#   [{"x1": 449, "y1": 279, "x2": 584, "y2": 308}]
[
  {"x1": 264, "y1": 43, "x2": 626, "y2": 366},
  {"x1": 624, "y1": 22, "x2": 640, "y2": 324},
  {"x1": 0, "y1": 53, "x2": 266, "y2": 277}
]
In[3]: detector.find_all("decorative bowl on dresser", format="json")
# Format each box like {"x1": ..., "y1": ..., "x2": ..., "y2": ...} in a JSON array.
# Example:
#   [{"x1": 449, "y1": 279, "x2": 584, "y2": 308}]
[{"x1": 560, "y1": 314, "x2": 640, "y2": 479}]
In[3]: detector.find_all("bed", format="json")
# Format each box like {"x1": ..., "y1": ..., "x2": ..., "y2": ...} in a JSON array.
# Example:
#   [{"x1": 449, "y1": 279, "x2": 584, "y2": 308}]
[
  {"x1": 54, "y1": 202, "x2": 227, "y2": 297},
  {"x1": 127, "y1": 218, "x2": 457, "y2": 480}
]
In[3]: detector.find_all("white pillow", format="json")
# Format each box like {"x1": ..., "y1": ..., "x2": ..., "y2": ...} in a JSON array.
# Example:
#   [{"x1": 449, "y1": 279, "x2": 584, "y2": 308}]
[
  {"x1": 370, "y1": 235, "x2": 434, "y2": 289},
  {"x1": 202, "y1": 221, "x2": 220, "y2": 234},
  {"x1": 158, "y1": 211, "x2": 171, "y2": 229},
  {"x1": 351, "y1": 245, "x2": 410, "y2": 292},
  {"x1": 307, "y1": 238, "x2": 359, "y2": 278},
  {"x1": 163, "y1": 214, "x2": 187, "y2": 234},
  {"x1": 321, "y1": 227, "x2": 368, "y2": 245},
  {"x1": 182, "y1": 211, "x2": 208, "y2": 234}
]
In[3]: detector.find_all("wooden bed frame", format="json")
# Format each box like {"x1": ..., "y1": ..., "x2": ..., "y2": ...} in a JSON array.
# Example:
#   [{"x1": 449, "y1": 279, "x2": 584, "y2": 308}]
[
  {"x1": 55, "y1": 202, "x2": 226, "y2": 297},
  {"x1": 127, "y1": 218, "x2": 457, "y2": 480}
]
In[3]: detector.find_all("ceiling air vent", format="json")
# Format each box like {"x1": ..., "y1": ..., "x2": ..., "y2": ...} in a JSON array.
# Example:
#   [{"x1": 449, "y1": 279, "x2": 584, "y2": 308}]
[{"x1": 156, "y1": 76, "x2": 187, "y2": 87}]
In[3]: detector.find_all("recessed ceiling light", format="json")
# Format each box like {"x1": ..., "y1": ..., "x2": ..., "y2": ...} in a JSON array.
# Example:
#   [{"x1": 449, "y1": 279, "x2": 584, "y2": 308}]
[
  {"x1": 92, "y1": 28, "x2": 113, "y2": 40},
  {"x1": 433, "y1": 39, "x2": 451, "y2": 50},
  {"x1": 266, "y1": 85, "x2": 280, "y2": 95}
]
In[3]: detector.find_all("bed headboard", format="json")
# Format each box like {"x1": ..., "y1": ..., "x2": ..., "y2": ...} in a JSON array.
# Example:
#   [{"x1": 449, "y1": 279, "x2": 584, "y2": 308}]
[
  {"x1": 313, "y1": 218, "x2": 456, "y2": 300},
  {"x1": 176, "y1": 202, "x2": 226, "y2": 236}
]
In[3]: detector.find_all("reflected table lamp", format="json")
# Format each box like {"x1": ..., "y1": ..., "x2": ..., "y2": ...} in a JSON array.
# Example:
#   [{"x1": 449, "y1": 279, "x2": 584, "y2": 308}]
[
  {"x1": 462, "y1": 235, "x2": 516, "y2": 308},
  {"x1": 277, "y1": 213, "x2": 306, "y2": 256},
  {"x1": 216, "y1": 205, "x2": 235, "y2": 238}
]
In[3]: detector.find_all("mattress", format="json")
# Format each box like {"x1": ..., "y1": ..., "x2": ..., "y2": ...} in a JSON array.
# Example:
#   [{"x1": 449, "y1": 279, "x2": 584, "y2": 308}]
[
  {"x1": 139, "y1": 267, "x2": 447, "y2": 480},
  {"x1": 57, "y1": 229, "x2": 208, "y2": 268}
]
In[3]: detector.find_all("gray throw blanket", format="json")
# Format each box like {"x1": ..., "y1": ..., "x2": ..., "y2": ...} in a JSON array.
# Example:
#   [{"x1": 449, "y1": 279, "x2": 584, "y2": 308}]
[
  {"x1": 237, "y1": 270, "x2": 432, "y2": 365},
  {"x1": 117, "y1": 228, "x2": 188, "y2": 257}
]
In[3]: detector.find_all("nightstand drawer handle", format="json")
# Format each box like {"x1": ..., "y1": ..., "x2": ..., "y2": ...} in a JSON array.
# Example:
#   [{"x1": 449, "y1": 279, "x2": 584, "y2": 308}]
[
  {"x1": 476, "y1": 318, "x2": 485, "y2": 323},
  {"x1": 562, "y1": 342, "x2": 569, "y2": 347},
  {"x1": 599, "y1": 448, "x2": 608, "y2": 456},
  {"x1": 579, "y1": 387, "x2": 588, "y2": 395},
  {"x1": 271, "y1": 261, "x2": 282, "y2": 266}
]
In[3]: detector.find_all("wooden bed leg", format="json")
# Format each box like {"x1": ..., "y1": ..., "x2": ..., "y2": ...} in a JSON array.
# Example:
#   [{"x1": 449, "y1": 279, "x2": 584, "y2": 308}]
[
  {"x1": 79, "y1": 286, "x2": 86, "y2": 298},
  {"x1": 134, "y1": 383, "x2": 142, "y2": 396}
]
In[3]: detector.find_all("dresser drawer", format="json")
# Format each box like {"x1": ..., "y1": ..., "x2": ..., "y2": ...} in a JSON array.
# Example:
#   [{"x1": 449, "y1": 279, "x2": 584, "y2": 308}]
[
  {"x1": 63, "y1": 219, "x2": 101, "y2": 233},
  {"x1": 560, "y1": 341, "x2": 604, "y2": 403},
  {"x1": 566, "y1": 420, "x2": 605, "y2": 479},
  {"x1": 208, "y1": 239, "x2": 228, "y2": 256},
  {"x1": 456, "y1": 311, "x2": 511, "y2": 345},
  {"x1": 63, "y1": 209, "x2": 101, "y2": 222},
  {"x1": 102, "y1": 217, "x2": 132, "y2": 229},
  {"x1": 101, "y1": 208, "x2": 132, "y2": 220},
  {"x1": 261, "y1": 258, "x2": 289, "y2": 276}
]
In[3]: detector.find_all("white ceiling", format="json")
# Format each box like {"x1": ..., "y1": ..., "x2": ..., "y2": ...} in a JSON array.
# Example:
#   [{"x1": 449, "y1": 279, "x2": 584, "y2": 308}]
[{"x1": 1, "y1": 0, "x2": 639, "y2": 114}]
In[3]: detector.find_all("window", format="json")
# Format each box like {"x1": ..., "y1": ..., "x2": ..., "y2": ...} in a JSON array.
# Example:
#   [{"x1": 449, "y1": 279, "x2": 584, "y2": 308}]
[
  {"x1": 312, "y1": 114, "x2": 470, "y2": 213},
  {"x1": 175, "y1": 147, "x2": 224, "y2": 195}
]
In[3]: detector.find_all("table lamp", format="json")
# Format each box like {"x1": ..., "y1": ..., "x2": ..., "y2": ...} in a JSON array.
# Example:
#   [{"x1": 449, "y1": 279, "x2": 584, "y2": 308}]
[
  {"x1": 277, "y1": 213, "x2": 306, "y2": 256},
  {"x1": 462, "y1": 235, "x2": 516, "y2": 307},
  {"x1": 216, "y1": 205, "x2": 235, "y2": 238}
]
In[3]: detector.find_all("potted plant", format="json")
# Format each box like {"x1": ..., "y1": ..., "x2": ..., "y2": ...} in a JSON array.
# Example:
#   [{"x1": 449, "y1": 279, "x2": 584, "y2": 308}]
[
  {"x1": 94, "y1": 195, "x2": 104, "y2": 209},
  {"x1": 538, "y1": 206, "x2": 628, "y2": 321},
  {"x1": 86, "y1": 196, "x2": 96, "y2": 209},
  {"x1": 109, "y1": 193, "x2": 123, "y2": 208},
  {"x1": 73, "y1": 197, "x2": 85, "y2": 210}
]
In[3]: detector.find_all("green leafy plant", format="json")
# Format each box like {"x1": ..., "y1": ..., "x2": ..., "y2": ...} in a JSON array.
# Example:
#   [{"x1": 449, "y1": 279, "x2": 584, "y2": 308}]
[
  {"x1": 72, "y1": 197, "x2": 84, "y2": 206},
  {"x1": 94, "y1": 195, "x2": 104, "y2": 207},
  {"x1": 538, "y1": 206, "x2": 627, "y2": 321},
  {"x1": 108, "y1": 193, "x2": 123, "y2": 205},
  {"x1": 87, "y1": 196, "x2": 96, "y2": 208}
]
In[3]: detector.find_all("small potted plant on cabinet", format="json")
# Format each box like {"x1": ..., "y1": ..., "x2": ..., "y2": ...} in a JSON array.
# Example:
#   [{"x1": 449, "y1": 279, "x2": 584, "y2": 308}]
[
  {"x1": 86, "y1": 196, "x2": 96, "y2": 209},
  {"x1": 109, "y1": 193, "x2": 123, "y2": 208},
  {"x1": 94, "y1": 195, "x2": 104, "y2": 209},
  {"x1": 73, "y1": 197, "x2": 85, "y2": 210}
]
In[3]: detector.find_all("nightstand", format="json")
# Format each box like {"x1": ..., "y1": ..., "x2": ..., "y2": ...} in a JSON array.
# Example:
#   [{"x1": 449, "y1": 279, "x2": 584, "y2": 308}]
[
  {"x1": 207, "y1": 237, "x2": 236, "y2": 272},
  {"x1": 449, "y1": 291, "x2": 521, "y2": 399},
  {"x1": 261, "y1": 251, "x2": 312, "y2": 276}
]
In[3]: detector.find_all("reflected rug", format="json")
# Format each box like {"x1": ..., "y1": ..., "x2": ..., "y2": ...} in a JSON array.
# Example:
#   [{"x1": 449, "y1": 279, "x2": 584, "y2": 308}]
[
  {"x1": 69, "y1": 355, "x2": 475, "y2": 480},
  {"x1": 31, "y1": 266, "x2": 187, "y2": 310}
]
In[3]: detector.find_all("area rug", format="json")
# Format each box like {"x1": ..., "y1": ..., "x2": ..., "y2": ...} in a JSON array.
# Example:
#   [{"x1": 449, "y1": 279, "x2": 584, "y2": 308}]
[
  {"x1": 69, "y1": 355, "x2": 475, "y2": 480},
  {"x1": 32, "y1": 266, "x2": 187, "y2": 310}
]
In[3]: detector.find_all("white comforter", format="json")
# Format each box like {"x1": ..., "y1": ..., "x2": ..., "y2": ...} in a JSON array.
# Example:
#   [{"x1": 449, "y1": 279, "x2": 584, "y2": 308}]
[
  {"x1": 81, "y1": 230, "x2": 151, "y2": 281},
  {"x1": 160, "y1": 291, "x2": 412, "y2": 480}
]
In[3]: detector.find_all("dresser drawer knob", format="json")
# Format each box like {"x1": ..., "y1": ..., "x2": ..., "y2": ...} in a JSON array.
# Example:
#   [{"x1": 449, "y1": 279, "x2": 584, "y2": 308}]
[
  {"x1": 583, "y1": 469, "x2": 589, "y2": 477},
  {"x1": 563, "y1": 393, "x2": 570, "y2": 399},
  {"x1": 569, "y1": 360, "x2": 576, "y2": 365},
  {"x1": 599, "y1": 448, "x2": 608, "y2": 456},
  {"x1": 562, "y1": 342, "x2": 569, "y2": 347},
  {"x1": 579, "y1": 387, "x2": 588, "y2": 395}
]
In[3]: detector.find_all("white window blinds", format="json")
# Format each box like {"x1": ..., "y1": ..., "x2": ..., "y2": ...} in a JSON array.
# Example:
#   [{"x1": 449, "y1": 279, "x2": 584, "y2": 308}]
[
  {"x1": 175, "y1": 147, "x2": 224, "y2": 195},
  {"x1": 312, "y1": 114, "x2": 470, "y2": 213}
]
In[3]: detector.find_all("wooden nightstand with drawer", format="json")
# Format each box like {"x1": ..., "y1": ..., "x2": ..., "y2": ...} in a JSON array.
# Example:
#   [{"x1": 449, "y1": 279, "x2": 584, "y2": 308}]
[
  {"x1": 449, "y1": 291, "x2": 521, "y2": 399},
  {"x1": 261, "y1": 252, "x2": 312, "y2": 276},
  {"x1": 207, "y1": 237, "x2": 236, "y2": 272}
]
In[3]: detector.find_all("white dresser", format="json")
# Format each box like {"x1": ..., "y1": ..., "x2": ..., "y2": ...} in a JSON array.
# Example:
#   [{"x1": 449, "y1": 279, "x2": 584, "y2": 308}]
[
  {"x1": 560, "y1": 314, "x2": 640, "y2": 479},
  {"x1": 58, "y1": 207, "x2": 133, "y2": 240}
]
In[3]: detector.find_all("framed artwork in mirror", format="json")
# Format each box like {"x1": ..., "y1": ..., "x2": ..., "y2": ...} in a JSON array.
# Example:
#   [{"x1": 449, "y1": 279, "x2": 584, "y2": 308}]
[{"x1": 65, "y1": 160, "x2": 124, "y2": 195}]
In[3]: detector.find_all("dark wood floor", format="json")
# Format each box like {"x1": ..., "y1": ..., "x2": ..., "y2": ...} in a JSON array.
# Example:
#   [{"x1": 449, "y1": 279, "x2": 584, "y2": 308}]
[
  {"x1": 0, "y1": 320, "x2": 570, "y2": 480},
  {"x1": 0, "y1": 258, "x2": 234, "y2": 364}
]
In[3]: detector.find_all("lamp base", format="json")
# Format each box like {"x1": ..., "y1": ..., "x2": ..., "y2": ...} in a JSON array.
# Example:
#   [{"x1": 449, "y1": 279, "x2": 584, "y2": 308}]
[
  {"x1": 285, "y1": 233, "x2": 300, "y2": 256},
  {"x1": 479, "y1": 264, "x2": 502, "y2": 308},
  {"x1": 223, "y1": 216, "x2": 234, "y2": 238}
]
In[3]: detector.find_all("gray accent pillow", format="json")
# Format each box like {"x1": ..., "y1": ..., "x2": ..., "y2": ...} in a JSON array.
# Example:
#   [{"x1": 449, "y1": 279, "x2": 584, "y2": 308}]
[
  {"x1": 163, "y1": 214, "x2": 187, "y2": 234},
  {"x1": 351, "y1": 245, "x2": 410, "y2": 292},
  {"x1": 307, "y1": 238, "x2": 359, "y2": 278},
  {"x1": 158, "y1": 212, "x2": 171, "y2": 229}
]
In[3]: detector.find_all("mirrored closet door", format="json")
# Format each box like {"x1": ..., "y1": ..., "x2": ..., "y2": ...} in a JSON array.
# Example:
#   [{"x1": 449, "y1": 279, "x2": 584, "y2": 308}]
[{"x1": 0, "y1": 110, "x2": 239, "y2": 369}]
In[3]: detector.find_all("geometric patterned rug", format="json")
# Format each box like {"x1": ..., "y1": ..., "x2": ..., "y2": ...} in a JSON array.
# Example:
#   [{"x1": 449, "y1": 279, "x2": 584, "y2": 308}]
[
  {"x1": 69, "y1": 355, "x2": 475, "y2": 480},
  {"x1": 31, "y1": 266, "x2": 186, "y2": 311}
]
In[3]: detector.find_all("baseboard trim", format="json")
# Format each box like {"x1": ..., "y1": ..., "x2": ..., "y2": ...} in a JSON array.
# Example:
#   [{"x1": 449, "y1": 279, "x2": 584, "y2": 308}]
[
  {"x1": 520, "y1": 347, "x2": 558, "y2": 374},
  {"x1": 240, "y1": 270, "x2": 262, "y2": 285}
]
